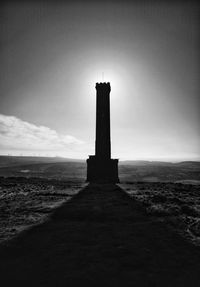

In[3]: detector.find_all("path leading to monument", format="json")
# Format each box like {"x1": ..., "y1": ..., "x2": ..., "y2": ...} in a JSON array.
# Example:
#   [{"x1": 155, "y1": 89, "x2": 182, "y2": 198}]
[{"x1": 0, "y1": 184, "x2": 200, "y2": 286}]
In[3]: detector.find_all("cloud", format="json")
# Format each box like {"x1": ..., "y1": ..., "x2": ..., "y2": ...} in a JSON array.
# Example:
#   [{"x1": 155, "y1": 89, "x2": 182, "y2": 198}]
[{"x1": 0, "y1": 114, "x2": 84, "y2": 152}]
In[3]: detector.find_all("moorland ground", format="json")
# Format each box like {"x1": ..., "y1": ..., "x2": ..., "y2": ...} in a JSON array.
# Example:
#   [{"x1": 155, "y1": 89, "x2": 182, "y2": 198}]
[
  {"x1": 0, "y1": 182, "x2": 200, "y2": 286},
  {"x1": 0, "y1": 156, "x2": 200, "y2": 286}
]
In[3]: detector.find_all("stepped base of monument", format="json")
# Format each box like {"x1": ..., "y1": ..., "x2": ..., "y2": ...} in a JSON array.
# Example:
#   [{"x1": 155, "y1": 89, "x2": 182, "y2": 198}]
[{"x1": 86, "y1": 155, "x2": 119, "y2": 183}]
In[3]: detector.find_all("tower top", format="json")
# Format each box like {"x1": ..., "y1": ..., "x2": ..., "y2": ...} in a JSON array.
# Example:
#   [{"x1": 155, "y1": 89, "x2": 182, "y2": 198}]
[{"x1": 95, "y1": 82, "x2": 111, "y2": 92}]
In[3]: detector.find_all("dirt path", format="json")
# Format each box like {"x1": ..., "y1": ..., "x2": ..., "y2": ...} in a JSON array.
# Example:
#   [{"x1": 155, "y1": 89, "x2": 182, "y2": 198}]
[{"x1": 0, "y1": 184, "x2": 200, "y2": 286}]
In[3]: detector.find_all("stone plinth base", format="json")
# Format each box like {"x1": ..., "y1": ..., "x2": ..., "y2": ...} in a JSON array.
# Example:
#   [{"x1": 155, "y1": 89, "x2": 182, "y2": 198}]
[{"x1": 86, "y1": 155, "x2": 119, "y2": 183}]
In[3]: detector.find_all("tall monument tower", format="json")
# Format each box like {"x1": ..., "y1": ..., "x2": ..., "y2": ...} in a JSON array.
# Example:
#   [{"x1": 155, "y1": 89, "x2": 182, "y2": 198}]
[{"x1": 87, "y1": 82, "x2": 119, "y2": 183}]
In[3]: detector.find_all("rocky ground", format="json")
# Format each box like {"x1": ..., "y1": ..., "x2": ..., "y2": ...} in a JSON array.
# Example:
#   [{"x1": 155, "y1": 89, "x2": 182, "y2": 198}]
[
  {"x1": 121, "y1": 182, "x2": 200, "y2": 246},
  {"x1": 0, "y1": 177, "x2": 85, "y2": 243},
  {"x1": 0, "y1": 183, "x2": 200, "y2": 286},
  {"x1": 1, "y1": 177, "x2": 199, "y2": 247}
]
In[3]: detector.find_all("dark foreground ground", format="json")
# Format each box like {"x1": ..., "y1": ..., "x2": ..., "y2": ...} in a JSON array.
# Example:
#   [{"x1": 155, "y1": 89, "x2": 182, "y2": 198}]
[{"x1": 0, "y1": 183, "x2": 200, "y2": 287}]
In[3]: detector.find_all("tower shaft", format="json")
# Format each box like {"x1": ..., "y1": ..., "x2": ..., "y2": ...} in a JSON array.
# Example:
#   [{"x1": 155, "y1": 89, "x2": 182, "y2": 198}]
[
  {"x1": 86, "y1": 82, "x2": 119, "y2": 183},
  {"x1": 95, "y1": 83, "x2": 111, "y2": 159}
]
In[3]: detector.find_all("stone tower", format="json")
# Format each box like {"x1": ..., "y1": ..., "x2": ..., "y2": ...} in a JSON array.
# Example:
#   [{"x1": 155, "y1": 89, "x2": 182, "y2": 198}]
[{"x1": 86, "y1": 82, "x2": 119, "y2": 183}]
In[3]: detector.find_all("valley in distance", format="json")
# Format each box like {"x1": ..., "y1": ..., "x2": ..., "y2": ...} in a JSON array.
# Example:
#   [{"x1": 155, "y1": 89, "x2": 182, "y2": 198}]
[{"x1": 0, "y1": 154, "x2": 200, "y2": 245}]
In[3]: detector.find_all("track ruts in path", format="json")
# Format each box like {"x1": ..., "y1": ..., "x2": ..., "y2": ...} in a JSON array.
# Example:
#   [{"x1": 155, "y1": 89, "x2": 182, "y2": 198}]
[{"x1": 0, "y1": 183, "x2": 200, "y2": 286}]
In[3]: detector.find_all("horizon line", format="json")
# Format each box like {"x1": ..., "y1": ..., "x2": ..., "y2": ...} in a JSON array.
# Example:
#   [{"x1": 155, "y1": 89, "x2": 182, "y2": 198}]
[{"x1": 0, "y1": 154, "x2": 200, "y2": 163}]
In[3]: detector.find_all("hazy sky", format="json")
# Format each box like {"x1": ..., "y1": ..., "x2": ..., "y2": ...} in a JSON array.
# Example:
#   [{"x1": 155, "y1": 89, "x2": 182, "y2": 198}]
[{"x1": 0, "y1": 0, "x2": 199, "y2": 161}]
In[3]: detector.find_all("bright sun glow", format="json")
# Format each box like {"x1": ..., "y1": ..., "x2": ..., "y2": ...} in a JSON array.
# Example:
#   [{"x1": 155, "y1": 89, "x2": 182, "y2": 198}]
[
  {"x1": 87, "y1": 65, "x2": 123, "y2": 94},
  {"x1": 81, "y1": 59, "x2": 131, "y2": 123}
]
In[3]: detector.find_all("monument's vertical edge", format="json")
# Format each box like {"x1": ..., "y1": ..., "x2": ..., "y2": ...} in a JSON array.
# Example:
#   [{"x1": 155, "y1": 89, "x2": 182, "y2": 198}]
[
  {"x1": 95, "y1": 83, "x2": 111, "y2": 159},
  {"x1": 87, "y1": 82, "x2": 119, "y2": 183}
]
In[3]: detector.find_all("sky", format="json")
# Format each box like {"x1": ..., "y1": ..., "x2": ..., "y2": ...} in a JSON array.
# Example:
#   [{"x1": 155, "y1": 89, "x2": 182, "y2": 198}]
[{"x1": 0, "y1": 0, "x2": 199, "y2": 161}]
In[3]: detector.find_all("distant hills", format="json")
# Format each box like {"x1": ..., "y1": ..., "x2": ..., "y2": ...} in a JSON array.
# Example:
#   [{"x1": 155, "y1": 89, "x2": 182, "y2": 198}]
[
  {"x1": 0, "y1": 155, "x2": 199, "y2": 183},
  {"x1": 0, "y1": 155, "x2": 199, "y2": 168},
  {"x1": 121, "y1": 160, "x2": 200, "y2": 167},
  {"x1": 0, "y1": 155, "x2": 84, "y2": 168}
]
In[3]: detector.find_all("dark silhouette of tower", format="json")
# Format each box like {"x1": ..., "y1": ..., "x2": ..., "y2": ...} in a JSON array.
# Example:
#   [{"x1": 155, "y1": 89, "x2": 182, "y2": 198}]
[{"x1": 87, "y1": 82, "x2": 119, "y2": 183}]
